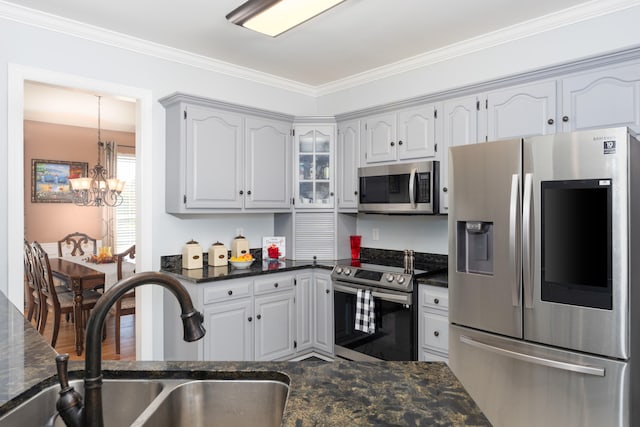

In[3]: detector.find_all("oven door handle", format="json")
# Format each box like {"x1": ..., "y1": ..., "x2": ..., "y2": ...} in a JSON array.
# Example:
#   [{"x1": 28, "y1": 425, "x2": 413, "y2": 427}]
[{"x1": 333, "y1": 282, "x2": 412, "y2": 305}]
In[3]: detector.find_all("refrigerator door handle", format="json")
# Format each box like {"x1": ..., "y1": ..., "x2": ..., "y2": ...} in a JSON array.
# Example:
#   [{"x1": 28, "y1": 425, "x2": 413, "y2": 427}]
[
  {"x1": 522, "y1": 173, "x2": 534, "y2": 309},
  {"x1": 460, "y1": 335, "x2": 606, "y2": 377},
  {"x1": 509, "y1": 174, "x2": 521, "y2": 307},
  {"x1": 409, "y1": 167, "x2": 417, "y2": 208}
]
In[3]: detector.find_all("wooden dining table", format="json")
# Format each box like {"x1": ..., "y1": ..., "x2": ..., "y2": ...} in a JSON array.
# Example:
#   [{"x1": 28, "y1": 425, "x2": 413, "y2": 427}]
[{"x1": 49, "y1": 258, "x2": 105, "y2": 356}]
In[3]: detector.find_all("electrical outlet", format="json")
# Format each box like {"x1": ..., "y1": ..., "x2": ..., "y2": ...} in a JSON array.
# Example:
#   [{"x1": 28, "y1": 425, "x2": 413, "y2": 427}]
[{"x1": 372, "y1": 228, "x2": 379, "y2": 241}]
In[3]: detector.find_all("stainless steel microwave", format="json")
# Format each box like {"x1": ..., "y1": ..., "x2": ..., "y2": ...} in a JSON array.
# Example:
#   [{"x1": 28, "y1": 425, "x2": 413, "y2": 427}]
[{"x1": 358, "y1": 161, "x2": 439, "y2": 214}]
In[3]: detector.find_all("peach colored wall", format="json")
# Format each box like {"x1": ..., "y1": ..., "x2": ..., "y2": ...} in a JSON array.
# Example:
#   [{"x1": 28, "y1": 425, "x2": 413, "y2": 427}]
[{"x1": 24, "y1": 120, "x2": 135, "y2": 244}]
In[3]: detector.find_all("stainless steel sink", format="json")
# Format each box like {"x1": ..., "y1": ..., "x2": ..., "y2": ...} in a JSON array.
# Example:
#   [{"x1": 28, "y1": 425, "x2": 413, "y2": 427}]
[
  {"x1": 0, "y1": 379, "x2": 164, "y2": 426},
  {"x1": 135, "y1": 380, "x2": 289, "y2": 427},
  {"x1": 0, "y1": 377, "x2": 289, "y2": 427}
]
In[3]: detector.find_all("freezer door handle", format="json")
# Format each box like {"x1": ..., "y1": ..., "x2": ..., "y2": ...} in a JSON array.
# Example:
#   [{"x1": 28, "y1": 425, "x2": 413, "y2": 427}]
[
  {"x1": 460, "y1": 335, "x2": 606, "y2": 377},
  {"x1": 509, "y1": 174, "x2": 521, "y2": 307},
  {"x1": 522, "y1": 173, "x2": 534, "y2": 309}
]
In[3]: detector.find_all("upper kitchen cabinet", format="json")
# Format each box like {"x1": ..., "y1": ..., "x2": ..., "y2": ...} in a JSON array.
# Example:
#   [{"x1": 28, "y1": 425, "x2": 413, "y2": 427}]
[
  {"x1": 485, "y1": 80, "x2": 557, "y2": 141},
  {"x1": 336, "y1": 120, "x2": 359, "y2": 211},
  {"x1": 244, "y1": 117, "x2": 291, "y2": 209},
  {"x1": 560, "y1": 61, "x2": 640, "y2": 133},
  {"x1": 294, "y1": 123, "x2": 335, "y2": 209},
  {"x1": 440, "y1": 95, "x2": 479, "y2": 213},
  {"x1": 160, "y1": 93, "x2": 294, "y2": 214},
  {"x1": 361, "y1": 104, "x2": 439, "y2": 165}
]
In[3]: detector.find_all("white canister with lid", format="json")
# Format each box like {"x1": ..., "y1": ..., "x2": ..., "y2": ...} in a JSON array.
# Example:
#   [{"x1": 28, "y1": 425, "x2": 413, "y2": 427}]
[
  {"x1": 208, "y1": 241, "x2": 228, "y2": 267},
  {"x1": 182, "y1": 239, "x2": 203, "y2": 269},
  {"x1": 231, "y1": 235, "x2": 250, "y2": 259}
]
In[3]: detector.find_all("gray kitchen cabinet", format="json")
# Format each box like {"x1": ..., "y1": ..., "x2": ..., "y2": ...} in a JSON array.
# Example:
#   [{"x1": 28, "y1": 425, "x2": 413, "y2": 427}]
[
  {"x1": 254, "y1": 289, "x2": 296, "y2": 361},
  {"x1": 244, "y1": 117, "x2": 292, "y2": 209},
  {"x1": 336, "y1": 120, "x2": 360, "y2": 211},
  {"x1": 160, "y1": 93, "x2": 294, "y2": 213},
  {"x1": 361, "y1": 104, "x2": 439, "y2": 165},
  {"x1": 294, "y1": 123, "x2": 336, "y2": 209},
  {"x1": 203, "y1": 298, "x2": 253, "y2": 361},
  {"x1": 485, "y1": 79, "x2": 557, "y2": 141},
  {"x1": 418, "y1": 284, "x2": 449, "y2": 363},
  {"x1": 440, "y1": 95, "x2": 479, "y2": 214},
  {"x1": 561, "y1": 60, "x2": 640, "y2": 133},
  {"x1": 313, "y1": 271, "x2": 334, "y2": 355},
  {"x1": 295, "y1": 272, "x2": 314, "y2": 353}
]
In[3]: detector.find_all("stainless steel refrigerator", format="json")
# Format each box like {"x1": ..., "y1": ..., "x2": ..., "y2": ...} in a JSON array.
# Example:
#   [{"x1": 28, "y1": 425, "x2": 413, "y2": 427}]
[{"x1": 448, "y1": 127, "x2": 639, "y2": 427}]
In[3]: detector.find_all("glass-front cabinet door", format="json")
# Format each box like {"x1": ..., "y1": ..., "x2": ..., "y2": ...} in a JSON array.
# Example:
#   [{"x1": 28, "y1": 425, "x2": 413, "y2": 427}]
[{"x1": 295, "y1": 124, "x2": 335, "y2": 208}]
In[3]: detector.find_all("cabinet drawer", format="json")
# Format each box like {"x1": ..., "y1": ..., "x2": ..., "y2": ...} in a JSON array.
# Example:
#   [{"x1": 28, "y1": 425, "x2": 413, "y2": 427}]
[
  {"x1": 254, "y1": 275, "x2": 294, "y2": 295},
  {"x1": 203, "y1": 280, "x2": 252, "y2": 304},
  {"x1": 421, "y1": 312, "x2": 449, "y2": 353},
  {"x1": 420, "y1": 285, "x2": 448, "y2": 311}
]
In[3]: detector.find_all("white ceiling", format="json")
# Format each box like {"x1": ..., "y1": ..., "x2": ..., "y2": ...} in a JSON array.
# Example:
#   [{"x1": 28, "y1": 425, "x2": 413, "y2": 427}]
[{"x1": 13, "y1": 0, "x2": 621, "y2": 130}]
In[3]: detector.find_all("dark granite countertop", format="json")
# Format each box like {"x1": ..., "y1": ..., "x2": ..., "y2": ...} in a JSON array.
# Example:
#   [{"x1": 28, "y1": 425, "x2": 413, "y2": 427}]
[
  {"x1": 0, "y1": 289, "x2": 487, "y2": 426},
  {"x1": 417, "y1": 271, "x2": 448, "y2": 288}
]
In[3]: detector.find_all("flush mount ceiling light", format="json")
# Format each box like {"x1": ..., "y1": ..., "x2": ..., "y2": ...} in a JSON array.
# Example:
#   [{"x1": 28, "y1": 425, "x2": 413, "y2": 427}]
[{"x1": 226, "y1": 0, "x2": 346, "y2": 37}]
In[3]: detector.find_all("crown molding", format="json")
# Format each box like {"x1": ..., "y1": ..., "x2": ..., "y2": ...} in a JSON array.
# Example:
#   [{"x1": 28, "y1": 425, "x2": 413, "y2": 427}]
[
  {"x1": 0, "y1": 0, "x2": 317, "y2": 96},
  {"x1": 2, "y1": 0, "x2": 640, "y2": 98},
  {"x1": 316, "y1": 0, "x2": 640, "y2": 96}
]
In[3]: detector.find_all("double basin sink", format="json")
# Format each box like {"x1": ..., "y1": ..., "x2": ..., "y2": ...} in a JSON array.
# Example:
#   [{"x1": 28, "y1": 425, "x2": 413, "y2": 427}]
[{"x1": 0, "y1": 373, "x2": 290, "y2": 427}]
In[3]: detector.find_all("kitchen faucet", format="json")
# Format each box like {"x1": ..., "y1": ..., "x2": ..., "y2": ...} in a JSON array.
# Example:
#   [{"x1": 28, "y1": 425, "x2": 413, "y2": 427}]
[{"x1": 54, "y1": 272, "x2": 206, "y2": 427}]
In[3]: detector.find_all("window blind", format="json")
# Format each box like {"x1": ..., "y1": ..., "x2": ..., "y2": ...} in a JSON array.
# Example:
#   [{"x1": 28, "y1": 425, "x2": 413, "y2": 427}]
[{"x1": 115, "y1": 154, "x2": 136, "y2": 253}]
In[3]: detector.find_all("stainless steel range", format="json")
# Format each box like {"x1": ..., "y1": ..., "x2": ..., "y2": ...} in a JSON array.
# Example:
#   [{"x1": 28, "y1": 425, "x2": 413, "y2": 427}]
[{"x1": 331, "y1": 263, "x2": 424, "y2": 361}]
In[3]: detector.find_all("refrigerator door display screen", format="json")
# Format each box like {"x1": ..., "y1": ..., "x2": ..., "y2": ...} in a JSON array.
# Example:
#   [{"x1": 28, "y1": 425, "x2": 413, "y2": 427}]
[{"x1": 541, "y1": 179, "x2": 613, "y2": 310}]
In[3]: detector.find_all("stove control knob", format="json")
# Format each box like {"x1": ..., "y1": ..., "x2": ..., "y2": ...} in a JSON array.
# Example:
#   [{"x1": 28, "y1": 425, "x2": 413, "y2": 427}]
[
  {"x1": 386, "y1": 273, "x2": 395, "y2": 282},
  {"x1": 335, "y1": 266, "x2": 343, "y2": 274},
  {"x1": 397, "y1": 276, "x2": 406, "y2": 285},
  {"x1": 344, "y1": 268, "x2": 352, "y2": 275}
]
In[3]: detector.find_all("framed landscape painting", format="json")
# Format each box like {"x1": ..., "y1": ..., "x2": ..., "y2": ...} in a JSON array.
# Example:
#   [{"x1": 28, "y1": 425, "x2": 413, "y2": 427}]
[{"x1": 31, "y1": 159, "x2": 88, "y2": 203}]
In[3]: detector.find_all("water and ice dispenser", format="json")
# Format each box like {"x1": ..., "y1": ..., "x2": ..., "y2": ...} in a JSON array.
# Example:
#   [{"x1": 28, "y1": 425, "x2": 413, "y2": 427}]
[{"x1": 456, "y1": 221, "x2": 494, "y2": 275}]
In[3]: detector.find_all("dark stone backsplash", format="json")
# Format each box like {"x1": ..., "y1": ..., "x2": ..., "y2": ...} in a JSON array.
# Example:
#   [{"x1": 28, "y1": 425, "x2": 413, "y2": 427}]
[{"x1": 161, "y1": 248, "x2": 263, "y2": 270}]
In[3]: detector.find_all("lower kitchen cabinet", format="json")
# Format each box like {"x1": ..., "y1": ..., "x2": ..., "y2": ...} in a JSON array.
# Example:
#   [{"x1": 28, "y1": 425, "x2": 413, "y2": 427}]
[
  {"x1": 295, "y1": 270, "x2": 334, "y2": 357},
  {"x1": 203, "y1": 298, "x2": 253, "y2": 360},
  {"x1": 254, "y1": 290, "x2": 295, "y2": 361},
  {"x1": 418, "y1": 284, "x2": 449, "y2": 363}
]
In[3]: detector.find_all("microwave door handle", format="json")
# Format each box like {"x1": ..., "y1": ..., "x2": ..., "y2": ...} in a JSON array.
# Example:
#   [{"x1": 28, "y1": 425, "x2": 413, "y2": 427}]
[
  {"x1": 409, "y1": 168, "x2": 418, "y2": 208},
  {"x1": 509, "y1": 174, "x2": 521, "y2": 307},
  {"x1": 522, "y1": 173, "x2": 534, "y2": 309}
]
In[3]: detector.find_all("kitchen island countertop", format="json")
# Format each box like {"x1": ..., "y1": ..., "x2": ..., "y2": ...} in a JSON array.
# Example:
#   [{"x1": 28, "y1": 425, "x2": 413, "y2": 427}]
[{"x1": 0, "y1": 289, "x2": 487, "y2": 425}]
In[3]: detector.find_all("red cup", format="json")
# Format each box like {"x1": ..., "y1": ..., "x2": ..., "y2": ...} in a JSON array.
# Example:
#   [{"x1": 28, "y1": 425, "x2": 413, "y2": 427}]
[{"x1": 350, "y1": 235, "x2": 362, "y2": 260}]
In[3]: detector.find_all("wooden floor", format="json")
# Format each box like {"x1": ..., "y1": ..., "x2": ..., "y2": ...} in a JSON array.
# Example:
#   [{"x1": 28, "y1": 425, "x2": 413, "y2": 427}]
[{"x1": 28, "y1": 308, "x2": 136, "y2": 361}]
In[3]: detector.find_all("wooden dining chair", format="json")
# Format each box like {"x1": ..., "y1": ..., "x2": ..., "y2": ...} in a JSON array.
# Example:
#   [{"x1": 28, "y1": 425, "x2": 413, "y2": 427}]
[
  {"x1": 57, "y1": 232, "x2": 98, "y2": 257},
  {"x1": 23, "y1": 239, "x2": 41, "y2": 329},
  {"x1": 32, "y1": 241, "x2": 103, "y2": 348},
  {"x1": 114, "y1": 244, "x2": 136, "y2": 354}
]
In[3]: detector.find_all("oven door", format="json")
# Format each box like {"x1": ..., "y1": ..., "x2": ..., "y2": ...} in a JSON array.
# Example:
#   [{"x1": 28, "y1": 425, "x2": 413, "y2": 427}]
[{"x1": 333, "y1": 281, "x2": 416, "y2": 361}]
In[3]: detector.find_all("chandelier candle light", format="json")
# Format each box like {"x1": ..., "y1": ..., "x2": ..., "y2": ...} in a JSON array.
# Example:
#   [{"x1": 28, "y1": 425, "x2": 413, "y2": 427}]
[{"x1": 70, "y1": 96, "x2": 125, "y2": 207}]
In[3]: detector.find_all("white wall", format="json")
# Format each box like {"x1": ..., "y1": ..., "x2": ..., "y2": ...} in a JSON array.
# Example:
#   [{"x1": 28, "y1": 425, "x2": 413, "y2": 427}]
[
  {"x1": 356, "y1": 215, "x2": 448, "y2": 255},
  {"x1": 316, "y1": 4, "x2": 640, "y2": 115}
]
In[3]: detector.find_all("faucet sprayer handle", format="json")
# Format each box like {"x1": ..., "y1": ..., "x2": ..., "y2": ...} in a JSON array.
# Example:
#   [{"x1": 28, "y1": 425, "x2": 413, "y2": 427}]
[
  {"x1": 55, "y1": 354, "x2": 84, "y2": 427},
  {"x1": 181, "y1": 310, "x2": 206, "y2": 342}
]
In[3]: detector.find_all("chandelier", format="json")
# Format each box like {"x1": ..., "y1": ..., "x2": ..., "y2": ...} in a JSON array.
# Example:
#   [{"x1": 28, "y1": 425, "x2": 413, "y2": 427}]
[{"x1": 70, "y1": 96, "x2": 126, "y2": 207}]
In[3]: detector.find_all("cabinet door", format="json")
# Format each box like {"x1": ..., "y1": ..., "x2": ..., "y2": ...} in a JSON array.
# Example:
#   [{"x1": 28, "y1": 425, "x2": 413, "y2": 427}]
[
  {"x1": 185, "y1": 105, "x2": 243, "y2": 208},
  {"x1": 203, "y1": 299, "x2": 253, "y2": 361},
  {"x1": 313, "y1": 271, "x2": 334, "y2": 354},
  {"x1": 561, "y1": 62, "x2": 640, "y2": 133},
  {"x1": 441, "y1": 95, "x2": 478, "y2": 213},
  {"x1": 362, "y1": 113, "x2": 397, "y2": 163},
  {"x1": 337, "y1": 120, "x2": 360, "y2": 210},
  {"x1": 254, "y1": 291, "x2": 295, "y2": 360},
  {"x1": 295, "y1": 125, "x2": 335, "y2": 208},
  {"x1": 295, "y1": 273, "x2": 313, "y2": 353},
  {"x1": 244, "y1": 117, "x2": 291, "y2": 209},
  {"x1": 397, "y1": 104, "x2": 437, "y2": 160},
  {"x1": 486, "y1": 80, "x2": 556, "y2": 141}
]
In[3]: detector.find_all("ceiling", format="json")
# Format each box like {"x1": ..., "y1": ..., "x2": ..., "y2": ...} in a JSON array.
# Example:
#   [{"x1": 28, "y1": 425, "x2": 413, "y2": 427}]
[
  {"x1": 10, "y1": 0, "x2": 600, "y2": 87},
  {"x1": 13, "y1": 0, "x2": 620, "y2": 131}
]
